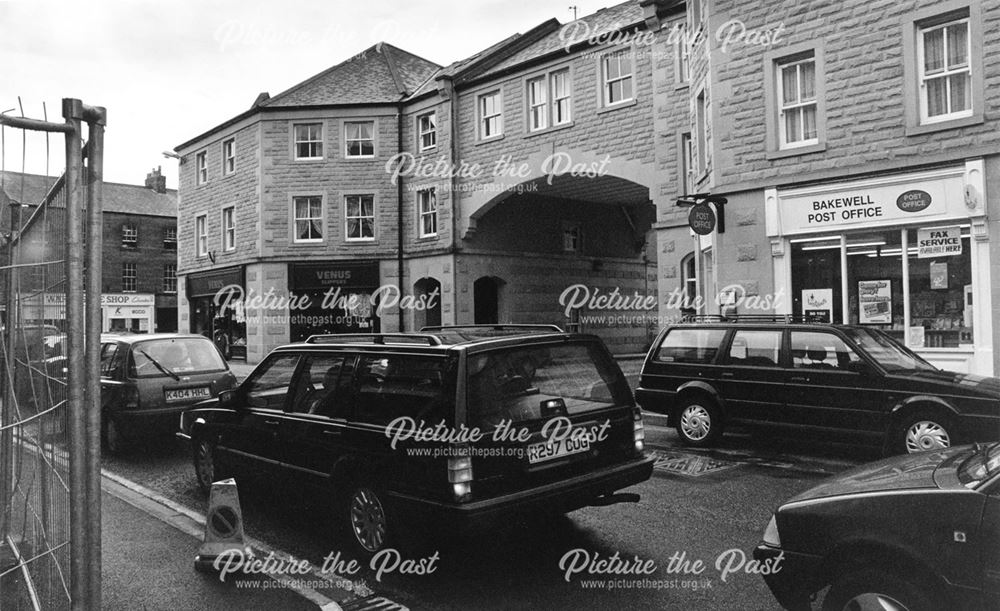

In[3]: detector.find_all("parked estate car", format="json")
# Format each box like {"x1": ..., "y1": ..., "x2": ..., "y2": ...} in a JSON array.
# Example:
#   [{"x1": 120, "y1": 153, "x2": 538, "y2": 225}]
[
  {"x1": 178, "y1": 328, "x2": 653, "y2": 554},
  {"x1": 635, "y1": 320, "x2": 1000, "y2": 454},
  {"x1": 100, "y1": 333, "x2": 237, "y2": 454},
  {"x1": 753, "y1": 442, "x2": 1000, "y2": 610}
]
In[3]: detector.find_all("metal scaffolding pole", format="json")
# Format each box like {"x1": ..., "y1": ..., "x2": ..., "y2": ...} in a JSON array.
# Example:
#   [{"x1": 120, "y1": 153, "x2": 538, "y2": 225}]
[{"x1": 84, "y1": 104, "x2": 106, "y2": 611}]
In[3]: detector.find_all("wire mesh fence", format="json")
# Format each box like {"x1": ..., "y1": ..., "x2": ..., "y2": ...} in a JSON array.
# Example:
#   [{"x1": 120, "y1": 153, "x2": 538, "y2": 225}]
[{"x1": 0, "y1": 99, "x2": 105, "y2": 611}]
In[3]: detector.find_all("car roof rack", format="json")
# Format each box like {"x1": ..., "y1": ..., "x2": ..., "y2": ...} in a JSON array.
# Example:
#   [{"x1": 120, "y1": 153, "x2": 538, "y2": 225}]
[
  {"x1": 681, "y1": 314, "x2": 833, "y2": 324},
  {"x1": 304, "y1": 333, "x2": 442, "y2": 346},
  {"x1": 419, "y1": 324, "x2": 564, "y2": 333}
]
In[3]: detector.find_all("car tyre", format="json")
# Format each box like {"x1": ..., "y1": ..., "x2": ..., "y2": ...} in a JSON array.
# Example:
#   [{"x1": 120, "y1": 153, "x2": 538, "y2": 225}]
[
  {"x1": 822, "y1": 568, "x2": 940, "y2": 611},
  {"x1": 344, "y1": 484, "x2": 392, "y2": 556},
  {"x1": 675, "y1": 397, "x2": 722, "y2": 447},
  {"x1": 892, "y1": 409, "x2": 954, "y2": 455},
  {"x1": 101, "y1": 416, "x2": 127, "y2": 455},
  {"x1": 193, "y1": 439, "x2": 226, "y2": 495}
]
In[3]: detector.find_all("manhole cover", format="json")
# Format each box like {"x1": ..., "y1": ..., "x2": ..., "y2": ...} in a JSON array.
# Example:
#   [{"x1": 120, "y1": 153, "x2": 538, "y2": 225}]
[{"x1": 650, "y1": 449, "x2": 741, "y2": 477}]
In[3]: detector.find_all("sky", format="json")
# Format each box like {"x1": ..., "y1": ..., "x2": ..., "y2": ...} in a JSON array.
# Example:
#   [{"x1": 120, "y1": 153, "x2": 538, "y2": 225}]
[{"x1": 0, "y1": 0, "x2": 618, "y2": 191}]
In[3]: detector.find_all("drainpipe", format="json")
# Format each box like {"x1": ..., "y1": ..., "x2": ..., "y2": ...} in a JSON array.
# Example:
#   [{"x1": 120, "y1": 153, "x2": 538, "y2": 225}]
[{"x1": 396, "y1": 103, "x2": 405, "y2": 331}]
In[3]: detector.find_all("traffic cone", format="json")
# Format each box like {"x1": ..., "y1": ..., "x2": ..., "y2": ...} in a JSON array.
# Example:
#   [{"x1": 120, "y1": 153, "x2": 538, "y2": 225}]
[{"x1": 194, "y1": 478, "x2": 251, "y2": 573}]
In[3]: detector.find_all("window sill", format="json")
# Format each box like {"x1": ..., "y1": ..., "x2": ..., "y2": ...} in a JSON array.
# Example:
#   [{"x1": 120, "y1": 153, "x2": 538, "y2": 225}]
[
  {"x1": 292, "y1": 157, "x2": 324, "y2": 163},
  {"x1": 418, "y1": 145, "x2": 437, "y2": 154},
  {"x1": 597, "y1": 98, "x2": 637, "y2": 115},
  {"x1": 345, "y1": 239, "x2": 377, "y2": 244},
  {"x1": 417, "y1": 234, "x2": 439, "y2": 241},
  {"x1": 905, "y1": 113, "x2": 983, "y2": 137},
  {"x1": 674, "y1": 81, "x2": 689, "y2": 91},
  {"x1": 344, "y1": 155, "x2": 377, "y2": 162},
  {"x1": 476, "y1": 134, "x2": 505, "y2": 146},
  {"x1": 766, "y1": 141, "x2": 827, "y2": 160},
  {"x1": 523, "y1": 121, "x2": 575, "y2": 139},
  {"x1": 291, "y1": 240, "x2": 324, "y2": 246}
]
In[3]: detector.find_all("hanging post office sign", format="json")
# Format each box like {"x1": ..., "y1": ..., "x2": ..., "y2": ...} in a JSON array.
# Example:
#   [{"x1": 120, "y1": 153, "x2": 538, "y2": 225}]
[{"x1": 916, "y1": 226, "x2": 962, "y2": 258}]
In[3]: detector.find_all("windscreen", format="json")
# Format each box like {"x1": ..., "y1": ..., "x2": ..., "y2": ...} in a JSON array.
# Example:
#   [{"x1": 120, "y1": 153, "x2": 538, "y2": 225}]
[
  {"x1": 130, "y1": 338, "x2": 227, "y2": 377},
  {"x1": 467, "y1": 341, "x2": 632, "y2": 428}
]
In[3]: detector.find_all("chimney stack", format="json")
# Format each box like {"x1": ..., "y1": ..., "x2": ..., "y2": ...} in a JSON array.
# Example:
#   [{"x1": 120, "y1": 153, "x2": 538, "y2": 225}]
[{"x1": 145, "y1": 166, "x2": 167, "y2": 193}]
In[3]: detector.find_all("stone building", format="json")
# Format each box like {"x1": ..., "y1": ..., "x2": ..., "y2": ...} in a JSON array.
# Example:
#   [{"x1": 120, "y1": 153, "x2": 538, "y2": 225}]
[
  {"x1": 174, "y1": 0, "x2": 690, "y2": 362},
  {"x1": 655, "y1": 0, "x2": 998, "y2": 375},
  {"x1": 0, "y1": 168, "x2": 179, "y2": 332}
]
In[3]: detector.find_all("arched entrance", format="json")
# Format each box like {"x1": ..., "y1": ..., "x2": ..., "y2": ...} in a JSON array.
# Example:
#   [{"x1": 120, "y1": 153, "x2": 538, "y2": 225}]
[
  {"x1": 413, "y1": 277, "x2": 442, "y2": 329},
  {"x1": 473, "y1": 276, "x2": 504, "y2": 324}
]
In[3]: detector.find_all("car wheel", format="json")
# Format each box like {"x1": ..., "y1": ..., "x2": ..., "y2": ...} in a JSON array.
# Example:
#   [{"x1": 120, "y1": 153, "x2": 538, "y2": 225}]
[
  {"x1": 193, "y1": 439, "x2": 225, "y2": 495},
  {"x1": 893, "y1": 410, "x2": 953, "y2": 455},
  {"x1": 346, "y1": 485, "x2": 390, "y2": 555},
  {"x1": 101, "y1": 416, "x2": 126, "y2": 455},
  {"x1": 676, "y1": 398, "x2": 722, "y2": 447},
  {"x1": 822, "y1": 569, "x2": 939, "y2": 611}
]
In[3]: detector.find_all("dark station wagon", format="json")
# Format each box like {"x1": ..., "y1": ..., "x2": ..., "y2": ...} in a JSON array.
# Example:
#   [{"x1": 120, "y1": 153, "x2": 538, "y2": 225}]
[
  {"x1": 178, "y1": 327, "x2": 653, "y2": 554},
  {"x1": 635, "y1": 320, "x2": 1000, "y2": 454}
]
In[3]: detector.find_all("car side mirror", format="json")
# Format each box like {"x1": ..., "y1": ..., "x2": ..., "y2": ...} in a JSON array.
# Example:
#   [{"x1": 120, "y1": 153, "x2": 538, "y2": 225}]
[{"x1": 218, "y1": 389, "x2": 235, "y2": 405}]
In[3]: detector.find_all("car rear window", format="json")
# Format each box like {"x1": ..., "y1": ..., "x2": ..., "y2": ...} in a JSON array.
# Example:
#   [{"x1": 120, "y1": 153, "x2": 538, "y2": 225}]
[
  {"x1": 353, "y1": 354, "x2": 456, "y2": 426},
  {"x1": 655, "y1": 328, "x2": 726, "y2": 364},
  {"x1": 129, "y1": 338, "x2": 227, "y2": 377},
  {"x1": 467, "y1": 341, "x2": 632, "y2": 428}
]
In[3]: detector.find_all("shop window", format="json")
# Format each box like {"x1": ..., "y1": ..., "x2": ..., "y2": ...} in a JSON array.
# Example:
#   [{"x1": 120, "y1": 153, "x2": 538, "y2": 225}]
[
  {"x1": 122, "y1": 223, "x2": 138, "y2": 248},
  {"x1": 345, "y1": 121, "x2": 375, "y2": 158},
  {"x1": 293, "y1": 196, "x2": 323, "y2": 243},
  {"x1": 478, "y1": 90, "x2": 503, "y2": 140},
  {"x1": 417, "y1": 188, "x2": 437, "y2": 238},
  {"x1": 293, "y1": 123, "x2": 323, "y2": 160},
  {"x1": 122, "y1": 262, "x2": 137, "y2": 293},
  {"x1": 345, "y1": 194, "x2": 375, "y2": 241},
  {"x1": 906, "y1": 225, "x2": 973, "y2": 348},
  {"x1": 417, "y1": 112, "x2": 436, "y2": 151},
  {"x1": 163, "y1": 263, "x2": 177, "y2": 294}
]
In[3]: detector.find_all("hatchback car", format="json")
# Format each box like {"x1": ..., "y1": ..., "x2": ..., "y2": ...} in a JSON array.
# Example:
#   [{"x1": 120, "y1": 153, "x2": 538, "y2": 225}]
[
  {"x1": 635, "y1": 321, "x2": 1000, "y2": 454},
  {"x1": 100, "y1": 333, "x2": 236, "y2": 453},
  {"x1": 754, "y1": 442, "x2": 1000, "y2": 610},
  {"x1": 178, "y1": 328, "x2": 653, "y2": 555}
]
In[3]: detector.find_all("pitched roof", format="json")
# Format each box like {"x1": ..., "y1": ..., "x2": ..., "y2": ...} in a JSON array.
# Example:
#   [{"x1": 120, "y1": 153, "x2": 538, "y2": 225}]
[
  {"x1": 0, "y1": 171, "x2": 177, "y2": 217},
  {"x1": 474, "y1": 0, "x2": 646, "y2": 79},
  {"x1": 262, "y1": 43, "x2": 442, "y2": 107}
]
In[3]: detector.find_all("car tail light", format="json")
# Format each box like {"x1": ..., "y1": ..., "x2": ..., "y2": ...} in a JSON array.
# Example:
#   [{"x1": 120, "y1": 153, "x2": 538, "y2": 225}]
[
  {"x1": 123, "y1": 385, "x2": 140, "y2": 409},
  {"x1": 633, "y1": 410, "x2": 645, "y2": 453},
  {"x1": 447, "y1": 445, "x2": 473, "y2": 501},
  {"x1": 763, "y1": 514, "x2": 781, "y2": 547}
]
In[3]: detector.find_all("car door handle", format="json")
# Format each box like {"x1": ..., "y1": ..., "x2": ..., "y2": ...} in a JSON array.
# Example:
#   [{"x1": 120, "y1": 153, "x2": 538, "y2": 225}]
[
  {"x1": 263, "y1": 419, "x2": 280, "y2": 426},
  {"x1": 720, "y1": 372, "x2": 735, "y2": 378},
  {"x1": 322, "y1": 429, "x2": 341, "y2": 436},
  {"x1": 788, "y1": 376, "x2": 808, "y2": 383}
]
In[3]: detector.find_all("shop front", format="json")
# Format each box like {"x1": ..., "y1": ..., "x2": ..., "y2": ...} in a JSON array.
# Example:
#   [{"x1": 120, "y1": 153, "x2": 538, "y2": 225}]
[
  {"x1": 288, "y1": 261, "x2": 381, "y2": 342},
  {"x1": 187, "y1": 266, "x2": 247, "y2": 360},
  {"x1": 103, "y1": 294, "x2": 155, "y2": 333},
  {"x1": 766, "y1": 161, "x2": 993, "y2": 375}
]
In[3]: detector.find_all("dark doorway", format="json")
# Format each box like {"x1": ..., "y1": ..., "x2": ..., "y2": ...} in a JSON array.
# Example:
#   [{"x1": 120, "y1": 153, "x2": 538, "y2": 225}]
[
  {"x1": 413, "y1": 277, "x2": 442, "y2": 329},
  {"x1": 473, "y1": 276, "x2": 503, "y2": 324}
]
